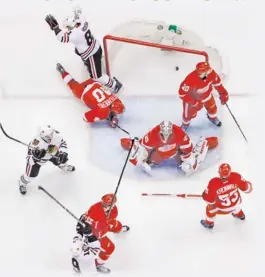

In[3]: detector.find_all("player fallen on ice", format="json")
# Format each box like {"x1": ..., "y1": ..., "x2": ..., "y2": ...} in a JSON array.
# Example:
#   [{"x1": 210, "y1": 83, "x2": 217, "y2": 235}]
[
  {"x1": 56, "y1": 63, "x2": 125, "y2": 127},
  {"x1": 120, "y1": 120, "x2": 218, "y2": 175},
  {"x1": 45, "y1": 6, "x2": 122, "y2": 94},
  {"x1": 178, "y1": 62, "x2": 229, "y2": 131},
  {"x1": 71, "y1": 194, "x2": 129, "y2": 274},
  {"x1": 201, "y1": 163, "x2": 252, "y2": 229},
  {"x1": 18, "y1": 125, "x2": 75, "y2": 195}
]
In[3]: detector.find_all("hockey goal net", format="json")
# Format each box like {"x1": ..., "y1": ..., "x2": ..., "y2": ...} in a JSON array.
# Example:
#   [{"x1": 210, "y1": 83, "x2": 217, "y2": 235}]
[{"x1": 103, "y1": 20, "x2": 225, "y2": 78}]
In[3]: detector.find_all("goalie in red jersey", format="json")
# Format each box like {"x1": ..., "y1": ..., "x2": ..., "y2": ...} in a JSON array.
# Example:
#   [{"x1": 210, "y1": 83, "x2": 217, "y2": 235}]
[
  {"x1": 70, "y1": 194, "x2": 129, "y2": 274},
  {"x1": 121, "y1": 120, "x2": 218, "y2": 176},
  {"x1": 56, "y1": 63, "x2": 125, "y2": 128},
  {"x1": 201, "y1": 163, "x2": 253, "y2": 229},
  {"x1": 178, "y1": 62, "x2": 229, "y2": 131}
]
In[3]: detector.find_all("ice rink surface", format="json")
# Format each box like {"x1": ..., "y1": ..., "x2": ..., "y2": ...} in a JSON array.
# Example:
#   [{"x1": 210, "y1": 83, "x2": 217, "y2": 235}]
[{"x1": 0, "y1": 0, "x2": 264, "y2": 277}]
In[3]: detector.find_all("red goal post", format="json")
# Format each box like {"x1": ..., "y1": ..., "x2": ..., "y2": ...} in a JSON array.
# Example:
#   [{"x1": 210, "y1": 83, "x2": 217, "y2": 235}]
[{"x1": 103, "y1": 35, "x2": 209, "y2": 76}]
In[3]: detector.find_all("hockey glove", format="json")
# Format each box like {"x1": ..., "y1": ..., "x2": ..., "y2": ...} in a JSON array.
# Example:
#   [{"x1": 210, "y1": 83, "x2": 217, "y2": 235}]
[
  {"x1": 57, "y1": 152, "x2": 68, "y2": 164},
  {"x1": 219, "y1": 93, "x2": 229, "y2": 105},
  {"x1": 45, "y1": 15, "x2": 59, "y2": 31},
  {"x1": 32, "y1": 148, "x2": 46, "y2": 159}
]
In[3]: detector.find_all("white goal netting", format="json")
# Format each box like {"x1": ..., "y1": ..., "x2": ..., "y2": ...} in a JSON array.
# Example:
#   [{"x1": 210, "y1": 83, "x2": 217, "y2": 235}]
[{"x1": 103, "y1": 20, "x2": 226, "y2": 80}]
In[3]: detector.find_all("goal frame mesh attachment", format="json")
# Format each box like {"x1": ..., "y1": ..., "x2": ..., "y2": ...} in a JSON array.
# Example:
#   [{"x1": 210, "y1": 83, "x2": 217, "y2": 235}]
[{"x1": 103, "y1": 35, "x2": 209, "y2": 76}]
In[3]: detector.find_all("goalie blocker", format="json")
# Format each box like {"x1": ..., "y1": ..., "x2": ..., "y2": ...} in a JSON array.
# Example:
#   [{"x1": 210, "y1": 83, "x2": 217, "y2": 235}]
[{"x1": 120, "y1": 120, "x2": 218, "y2": 175}]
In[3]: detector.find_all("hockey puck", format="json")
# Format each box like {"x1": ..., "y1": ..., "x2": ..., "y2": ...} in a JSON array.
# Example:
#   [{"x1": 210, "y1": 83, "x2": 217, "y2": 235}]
[{"x1": 175, "y1": 66, "x2": 179, "y2": 71}]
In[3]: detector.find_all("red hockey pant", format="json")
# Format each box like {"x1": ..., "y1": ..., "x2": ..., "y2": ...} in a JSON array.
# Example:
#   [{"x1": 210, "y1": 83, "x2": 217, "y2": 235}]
[{"x1": 182, "y1": 94, "x2": 217, "y2": 125}]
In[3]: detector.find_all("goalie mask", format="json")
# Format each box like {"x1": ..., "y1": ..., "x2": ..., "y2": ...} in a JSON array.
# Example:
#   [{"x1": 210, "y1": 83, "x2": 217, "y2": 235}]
[{"x1": 159, "y1": 120, "x2": 173, "y2": 143}]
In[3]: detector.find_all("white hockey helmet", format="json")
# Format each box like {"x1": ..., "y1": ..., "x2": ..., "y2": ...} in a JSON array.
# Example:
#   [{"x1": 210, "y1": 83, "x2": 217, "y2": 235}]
[
  {"x1": 159, "y1": 120, "x2": 173, "y2": 143},
  {"x1": 39, "y1": 125, "x2": 54, "y2": 143},
  {"x1": 63, "y1": 15, "x2": 79, "y2": 30}
]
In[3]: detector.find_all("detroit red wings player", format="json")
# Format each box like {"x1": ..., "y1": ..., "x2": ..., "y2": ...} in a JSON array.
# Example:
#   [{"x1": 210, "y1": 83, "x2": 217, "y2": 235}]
[
  {"x1": 56, "y1": 63, "x2": 125, "y2": 127},
  {"x1": 71, "y1": 194, "x2": 129, "y2": 274},
  {"x1": 178, "y1": 62, "x2": 229, "y2": 130},
  {"x1": 121, "y1": 120, "x2": 218, "y2": 175},
  {"x1": 201, "y1": 163, "x2": 253, "y2": 229}
]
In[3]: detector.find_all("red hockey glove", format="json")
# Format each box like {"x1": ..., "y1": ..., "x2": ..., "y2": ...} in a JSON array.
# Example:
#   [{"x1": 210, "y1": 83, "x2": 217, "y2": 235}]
[{"x1": 219, "y1": 93, "x2": 229, "y2": 105}]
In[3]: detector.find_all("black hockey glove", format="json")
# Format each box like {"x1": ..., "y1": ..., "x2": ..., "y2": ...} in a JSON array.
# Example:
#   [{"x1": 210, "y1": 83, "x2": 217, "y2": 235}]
[
  {"x1": 32, "y1": 148, "x2": 46, "y2": 159},
  {"x1": 58, "y1": 152, "x2": 68, "y2": 164},
  {"x1": 45, "y1": 14, "x2": 59, "y2": 31}
]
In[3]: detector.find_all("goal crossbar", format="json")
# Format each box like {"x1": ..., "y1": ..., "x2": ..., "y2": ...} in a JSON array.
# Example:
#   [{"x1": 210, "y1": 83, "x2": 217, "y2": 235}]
[{"x1": 103, "y1": 34, "x2": 209, "y2": 76}]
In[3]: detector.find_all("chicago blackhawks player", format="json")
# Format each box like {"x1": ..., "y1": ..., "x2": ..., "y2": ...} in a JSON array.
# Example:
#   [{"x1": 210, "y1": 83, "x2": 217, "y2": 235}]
[
  {"x1": 178, "y1": 62, "x2": 229, "y2": 130},
  {"x1": 45, "y1": 7, "x2": 122, "y2": 93},
  {"x1": 121, "y1": 120, "x2": 218, "y2": 175},
  {"x1": 70, "y1": 194, "x2": 129, "y2": 274},
  {"x1": 56, "y1": 63, "x2": 125, "y2": 127},
  {"x1": 18, "y1": 125, "x2": 75, "y2": 195},
  {"x1": 201, "y1": 163, "x2": 253, "y2": 229}
]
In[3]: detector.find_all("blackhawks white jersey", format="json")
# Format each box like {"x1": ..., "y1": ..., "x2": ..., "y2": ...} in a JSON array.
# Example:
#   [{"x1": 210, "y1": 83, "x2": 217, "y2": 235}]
[
  {"x1": 27, "y1": 131, "x2": 68, "y2": 165},
  {"x1": 56, "y1": 20, "x2": 100, "y2": 61}
]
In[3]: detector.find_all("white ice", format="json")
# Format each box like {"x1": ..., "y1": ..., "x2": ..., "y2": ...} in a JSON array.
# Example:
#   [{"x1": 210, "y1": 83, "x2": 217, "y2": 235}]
[{"x1": 0, "y1": 0, "x2": 264, "y2": 277}]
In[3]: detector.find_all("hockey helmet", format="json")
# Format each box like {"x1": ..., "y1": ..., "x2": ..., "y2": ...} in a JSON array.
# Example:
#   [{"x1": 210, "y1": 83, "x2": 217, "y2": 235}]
[
  {"x1": 218, "y1": 163, "x2": 231, "y2": 179},
  {"x1": 63, "y1": 15, "x2": 79, "y2": 30},
  {"x1": 101, "y1": 193, "x2": 117, "y2": 207},
  {"x1": 159, "y1": 120, "x2": 173, "y2": 143},
  {"x1": 196, "y1": 62, "x2": 211, "y2": 78},
  {"x1": 39, "y1": 125, "x2": 54, "y2": 143}
]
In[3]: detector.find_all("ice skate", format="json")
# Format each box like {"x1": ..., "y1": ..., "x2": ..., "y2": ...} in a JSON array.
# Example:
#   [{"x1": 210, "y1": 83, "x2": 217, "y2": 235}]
[
  {"x1": 207, "y1": 114, "x2": 222, "y2": 127},
  {"x1": 113, "y1": 77, "x2": 123, "y2": 94},
  {"x1": 232, "y1": 212, "x2": 245, "y2": 220},
  {"x1": 200, "y1": 220, "x2": 214, "y2": 229},
  {"x1": 19, "y1": 183, "x2": 27, "y2": 195},
  {"x1": 121, "y1": 225, "x2": 130, "y2": 232},
  {"x1": 96, "y1": 263, "x2": 111, "y2": 274},
  {"x1": 56, "y1": 63, "x2": 66, "y2": 74},
  {"x1": 181, "y1": 123, "x2": 189, "y2": 131},
  {"x1": 59, "y1": 164, "x2": 75, "y2": 172}
]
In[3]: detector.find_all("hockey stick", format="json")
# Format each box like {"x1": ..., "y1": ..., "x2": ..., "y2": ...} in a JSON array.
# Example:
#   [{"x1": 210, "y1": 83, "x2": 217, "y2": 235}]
[
  {"x1": 106, "y1": 118, "x2": 131, "y2": 137},
  {"x1": 0, "y1": 123, "x2": 29, "y2": 147},
  {"x1": 225, "y1": 103, "x2": 248, "y2": 143},
  {"x1": 38, "y1": 186, "x2": 86, "y2": 227},
  {"x1": 107, "y1": 138, "x2": 136, "y2": 217},
  {"x1": 142, "y1": 193, "x2": 202, "y2": 198}
]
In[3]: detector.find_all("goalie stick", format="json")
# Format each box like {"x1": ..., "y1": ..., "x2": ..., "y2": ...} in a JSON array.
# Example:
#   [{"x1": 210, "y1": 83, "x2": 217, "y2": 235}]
[{"x1": 142, "y1": 193, "x2": 202, "y2": 198}]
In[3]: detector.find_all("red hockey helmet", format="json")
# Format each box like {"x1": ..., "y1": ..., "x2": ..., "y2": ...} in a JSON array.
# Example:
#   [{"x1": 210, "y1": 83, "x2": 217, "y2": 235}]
[
  {"x1": 111, "y1": 101, "x2": 125, "y2": 115},
  {"x1": 101, "y1": 193, "x2": 117, "y2": 207},
  {"x1": 196, "y1": 62, "x2": 210, "y2": 74},
  {"x1": 218, "y1": 163, "x2": 231, "y2": 179}
]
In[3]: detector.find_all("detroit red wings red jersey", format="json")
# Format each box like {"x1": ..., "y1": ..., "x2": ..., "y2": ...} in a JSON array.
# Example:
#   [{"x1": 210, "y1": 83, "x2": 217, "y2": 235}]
[
  {"x1": 179, "y1": 69, "x2": 226, "y2": 103},
  {"x1": 73, "y1": 79, "x2": 118, "y2": 110},
  {"x1": 140, "y1": 124, "x2": 193, "y2": 160},
  {"x1": 84, "y1": 202, "x2": 118, "y2": 238},
  {"x1": 202, "y1": 172, "x2": 252, "y2": 210}
]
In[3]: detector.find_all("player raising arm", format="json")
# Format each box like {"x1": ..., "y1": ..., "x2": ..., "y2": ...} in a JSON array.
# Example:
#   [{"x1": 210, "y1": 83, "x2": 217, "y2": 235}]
[
  {"x1": 45, "y1": 7, "x2": 122, "y2": 93},
  {"x1": 70, "y1": 194, "x2": 129, "y2": 274},
  {"x1": 18, "y1": 125, "x2": 75, "y2": 195},
  {"x1": 120, "y1": 120, "x2": 218, "y2": 175},
  {"x1": 201, "y1": 163, "x2": 253, "y2": 229},
  {"x1": 56, "y1": 63, "x2": 125, "y2": 127},
  {"x1": 178, "y1": 62, "x2": 229, "y2": 130}
]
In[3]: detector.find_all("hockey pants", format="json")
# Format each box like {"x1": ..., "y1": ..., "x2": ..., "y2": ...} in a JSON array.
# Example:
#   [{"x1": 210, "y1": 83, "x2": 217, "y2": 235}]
[{"x1": 182, "y1": 94, "x2": 217, "y2": 126}]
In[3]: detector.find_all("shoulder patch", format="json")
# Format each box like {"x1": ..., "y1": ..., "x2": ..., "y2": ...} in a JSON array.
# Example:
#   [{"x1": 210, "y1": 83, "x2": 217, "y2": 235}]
[{"x1": 32, "y1": 139, "x2": 39, "y2": 146}]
